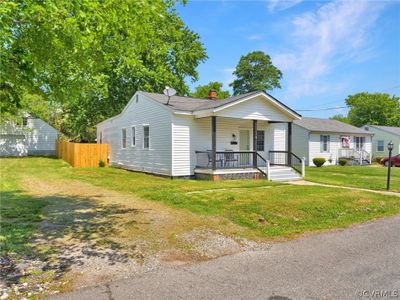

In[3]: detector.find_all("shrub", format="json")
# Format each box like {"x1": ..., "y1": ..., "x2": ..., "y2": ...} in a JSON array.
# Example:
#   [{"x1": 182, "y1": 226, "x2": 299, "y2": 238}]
[
  {"x1": 313, "y1": 157, "x2": 326, "y2": 167},
  {"x1": 374, "y1": 156, "x2": 384, "y2": 164},
  {"x1": 99, "y1": 159, "x2": 106, "y2": 167},
  {"x1": 338, "y1": 159, "x2": 347, "y2": 166}
]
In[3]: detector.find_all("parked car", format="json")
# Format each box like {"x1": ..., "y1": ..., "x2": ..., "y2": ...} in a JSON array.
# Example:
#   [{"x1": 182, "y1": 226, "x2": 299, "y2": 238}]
[{"x1": 380, "y1": 154, "x2": 400, "y2": 167}]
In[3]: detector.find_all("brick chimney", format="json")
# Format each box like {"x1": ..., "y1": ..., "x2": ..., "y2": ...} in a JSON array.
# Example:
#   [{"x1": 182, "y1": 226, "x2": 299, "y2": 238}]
[{"x1": 208, "y1": 89, "x2": 217, "y2": 100}]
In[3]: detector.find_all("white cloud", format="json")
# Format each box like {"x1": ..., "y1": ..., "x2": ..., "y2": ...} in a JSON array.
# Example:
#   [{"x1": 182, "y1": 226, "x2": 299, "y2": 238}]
[
  {"x1": 267, "y1": 0, "x2": 303, "y2": 13},
  {"x1": 247, "y1": 34, "x2": 262, "y2": 41},
  {"x1": 272, "y1": 0, "x2": 388, "y2": 100}
]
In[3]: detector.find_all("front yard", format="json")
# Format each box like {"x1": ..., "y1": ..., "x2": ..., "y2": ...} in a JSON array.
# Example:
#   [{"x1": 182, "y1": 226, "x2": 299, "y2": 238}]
[
  {"x1": 1, "y1": 157, "x2": 400, "y2": 298},
  {"x1": 306, "y1": 165, "x2": 400, "y2": 192}
]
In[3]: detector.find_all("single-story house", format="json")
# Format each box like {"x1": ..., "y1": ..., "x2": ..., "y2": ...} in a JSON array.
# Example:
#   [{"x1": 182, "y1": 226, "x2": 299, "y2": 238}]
[
  {"x1": 293, "y1": 117, "x2": 373, "y2": 166},
  {"x1": 361, "y1": 125, "x2": 400, "y2": 157},
  {"x1": 0, "y1": 115, "x2": 58, "y2": 157},
  {"x1": 96, "y1": 90, "x2": 304, "y2": 181}
]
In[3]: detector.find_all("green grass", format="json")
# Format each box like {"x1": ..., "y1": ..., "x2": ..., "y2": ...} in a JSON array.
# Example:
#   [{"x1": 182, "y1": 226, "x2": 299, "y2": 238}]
[
  {"x1": 1, "y1": 157, "x2": 400, "y2": 245},
  {"x1": 305, "y1": 165, "x2": 400, "y2": 192}
]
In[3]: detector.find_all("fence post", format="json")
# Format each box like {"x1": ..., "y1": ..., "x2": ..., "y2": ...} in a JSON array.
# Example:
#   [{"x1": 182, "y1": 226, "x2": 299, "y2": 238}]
[
  {"x1": 301, "y1": 157, "x2": 306, "y2": 178},
  {"x1": 266, "y1": 160, "x2": 271, "y2": 181}
]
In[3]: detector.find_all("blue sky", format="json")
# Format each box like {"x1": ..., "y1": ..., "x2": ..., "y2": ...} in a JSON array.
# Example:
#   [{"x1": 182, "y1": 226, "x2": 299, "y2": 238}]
[{"x1": 176, "y1": 0, "x2": 400, "y2": 118}]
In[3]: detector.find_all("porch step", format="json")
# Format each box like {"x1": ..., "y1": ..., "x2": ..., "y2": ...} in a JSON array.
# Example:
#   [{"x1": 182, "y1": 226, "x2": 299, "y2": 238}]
[{"x1": 260, "y1": 166, "x2": 303, "y2": 182}]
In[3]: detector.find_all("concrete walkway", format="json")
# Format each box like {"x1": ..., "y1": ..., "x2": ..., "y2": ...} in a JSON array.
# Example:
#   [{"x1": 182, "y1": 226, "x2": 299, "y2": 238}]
[
  {"x1": 50, "y1": 215, "x2": 400, "y2": 300},
  {"x1": 288, "y1": 180, "x2": 400, "y2": 197}
]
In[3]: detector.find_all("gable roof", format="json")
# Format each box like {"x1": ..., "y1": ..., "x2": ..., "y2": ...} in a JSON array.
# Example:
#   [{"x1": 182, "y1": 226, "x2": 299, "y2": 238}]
[
  {"x1": 365, "y1": 125, "x2": 400, "y2": 136},
  {"x1": 141, "y1": 90, "x2": 301, "y2": 117},
  {"x1": 294, "y1": 117, "x2": 372, "y2": 135}
]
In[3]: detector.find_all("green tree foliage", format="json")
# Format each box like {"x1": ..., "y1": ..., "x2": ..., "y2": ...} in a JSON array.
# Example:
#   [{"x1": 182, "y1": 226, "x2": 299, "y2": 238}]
[
  {"x1": 190, "y1": 81, "x2": 230, "y2": 99},
  {"x1": 229, "y1": 51, "x2": 282, "y2": 95},
  {"x1": 330, "y1": 114, "x2": 350, "y2": 124},
  {"x1": 345, "y1": 93, "x2": 400, "y2": 127},
  {"x1": 1, "y1": 0, "x2": 207, "y2": 140}
]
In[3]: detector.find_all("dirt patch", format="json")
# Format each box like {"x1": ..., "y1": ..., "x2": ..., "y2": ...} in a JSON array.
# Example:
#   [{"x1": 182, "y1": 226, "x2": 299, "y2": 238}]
[{"x1": 1, "y1": 177, "x2": 264, "y2": 299}]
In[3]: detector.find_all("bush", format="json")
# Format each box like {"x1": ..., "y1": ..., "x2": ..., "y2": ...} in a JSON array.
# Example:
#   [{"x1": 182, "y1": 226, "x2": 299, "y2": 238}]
[
  {"x1": 374, "y1": 156, "x2": 384, "y2": 164},
  {"x1": 99, "y1": 159, "x2": 106, "y2": 167},
  {"x1": 338, "y1": 159, "x2": 347, "y2": 166},
  {"x1": 313, "y1": 157, "x2": 326, "y2": 167}
]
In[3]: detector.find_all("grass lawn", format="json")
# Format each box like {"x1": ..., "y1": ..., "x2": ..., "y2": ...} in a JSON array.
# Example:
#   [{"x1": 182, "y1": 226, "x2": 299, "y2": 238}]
[
  {"x1": 305, "y1": 165, "x2": 400, "y2": 192},
  {"x1": 1, "y1": 157, "x2": 400, "y2": 297}
]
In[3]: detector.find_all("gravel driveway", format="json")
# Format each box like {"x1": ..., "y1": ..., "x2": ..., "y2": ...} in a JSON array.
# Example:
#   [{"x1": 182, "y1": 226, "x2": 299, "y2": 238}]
[{"x1": 50, "y1": 215, "x2": 400, "y2": 300}]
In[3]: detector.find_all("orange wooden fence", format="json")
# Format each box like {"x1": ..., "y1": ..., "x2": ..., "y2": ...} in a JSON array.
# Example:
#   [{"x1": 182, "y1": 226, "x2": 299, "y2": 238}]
[{"x1": 56, "y1": 140, "x2": 109, "y2": 167}]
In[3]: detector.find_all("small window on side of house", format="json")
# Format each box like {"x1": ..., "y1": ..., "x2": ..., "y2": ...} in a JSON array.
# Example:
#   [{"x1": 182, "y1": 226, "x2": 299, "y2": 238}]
[
  {"x1": 256, "y1": 130, "x2": 265, "y2": 151},
  {"x1": 121, "y1": 128, "x2": 127, "y2": 149},
  {"x1": 320, "y1": 135, "x2": 330, "y2": 152},
  {"x1": 99, "y1": 132, "x2": 102, "y2": 144},
  {"x1": 143, "y1": 125, "x2": 149, "y2": 149},
  {"x1": 377, "y1": 140, "x2": 384, "y2": 152},
  {"x1": 131, "y1": 126, "x2": 136, "y2": 146},
  {"x1": 22, "y1": 117, "x2": 28, "y2": 126}
]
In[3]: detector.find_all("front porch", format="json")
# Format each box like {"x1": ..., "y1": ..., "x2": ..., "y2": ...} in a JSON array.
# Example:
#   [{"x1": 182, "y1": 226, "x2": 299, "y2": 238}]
[{"x1": 192, "y1": 116, "x2": 304, "y2": 181}]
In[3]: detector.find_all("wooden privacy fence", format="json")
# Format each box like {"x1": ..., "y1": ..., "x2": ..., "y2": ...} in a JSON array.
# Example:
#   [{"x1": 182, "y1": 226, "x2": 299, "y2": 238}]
[{"x1": 56, "y1": 140, "x2": 109, "y2": 167}]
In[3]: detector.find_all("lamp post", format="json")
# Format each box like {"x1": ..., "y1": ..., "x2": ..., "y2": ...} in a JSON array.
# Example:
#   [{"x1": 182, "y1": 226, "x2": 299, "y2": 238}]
[{"x1": 387, "y1": 141, "x2": 393, "y2": 191}]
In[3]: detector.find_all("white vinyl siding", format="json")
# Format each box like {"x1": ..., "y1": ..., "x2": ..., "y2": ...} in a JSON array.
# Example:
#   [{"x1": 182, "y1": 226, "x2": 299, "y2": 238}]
[
  {"x1": 362, "y1": 125, "x2": 400, "y2": 157},
  {"x1": 292, "y1": 124, "x2": 309, "y2": 163},
  {"x1": 96, "y1": 92, "x2": 172, "y2": 176},
  {"x1": 215, "y1": 95, "x2": 292, "y2": 121}
]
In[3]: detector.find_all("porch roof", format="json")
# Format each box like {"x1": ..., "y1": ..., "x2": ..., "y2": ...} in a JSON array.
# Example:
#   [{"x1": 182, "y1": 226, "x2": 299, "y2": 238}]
[{"x1": 140, "y1": 90, "x2": 301, "y2": 118}]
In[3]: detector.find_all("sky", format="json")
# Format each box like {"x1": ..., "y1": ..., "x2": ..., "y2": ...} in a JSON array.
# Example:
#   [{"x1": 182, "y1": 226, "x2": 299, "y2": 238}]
[{"x1": 176, "y1": 0, "x2": 400, "y2": 118}]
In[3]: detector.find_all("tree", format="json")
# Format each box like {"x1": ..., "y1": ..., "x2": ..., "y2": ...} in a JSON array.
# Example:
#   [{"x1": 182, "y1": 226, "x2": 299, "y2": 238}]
[
  {"x1": 229, "y1": 51, "x2": 282, "y2": 95},
  {"x1": 330, "y1": 114, "x2": 350, "y2": 124},
  {"x1": 345, "y1": 93, "x2": 400, "y2": 127},
  {"x1": 190, "y1": 81, "x2": 230, "y2": 99},
  {"x1": 1, "y1": 0, "x2": 207, "y2": 140}
]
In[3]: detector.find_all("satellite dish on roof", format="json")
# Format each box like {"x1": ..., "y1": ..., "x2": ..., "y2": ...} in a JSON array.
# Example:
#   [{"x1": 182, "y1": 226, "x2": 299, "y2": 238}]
[{"x1": 163, "y1": 87, "x2": 176, "y2": 105}]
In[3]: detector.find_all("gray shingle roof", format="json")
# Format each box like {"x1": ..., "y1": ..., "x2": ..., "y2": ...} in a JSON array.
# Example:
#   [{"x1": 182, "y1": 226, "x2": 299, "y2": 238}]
[
  {"x1": 367, "y1": 125, "x2": 400, "y2": 136},
  {"x1": 141, "y1": 90, "x2": 301, "y2": 116},
  {"x1": 294, "y1": 117, "x2": 372, "y2": 134}
]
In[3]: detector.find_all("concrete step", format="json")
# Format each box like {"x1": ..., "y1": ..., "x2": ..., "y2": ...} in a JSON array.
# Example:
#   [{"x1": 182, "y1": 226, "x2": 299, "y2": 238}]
[{"x1": 259, "y1": 166, "x2": 303, "y2": 182}]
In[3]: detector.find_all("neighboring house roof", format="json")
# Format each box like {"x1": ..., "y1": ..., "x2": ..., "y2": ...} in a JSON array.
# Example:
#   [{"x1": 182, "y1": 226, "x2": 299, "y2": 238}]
[
  {"x1": 364, "y1": 125, "x2": 400, "y2": 137},
  {"x1": 294, "y1": 117, "x2": 372, "y2": 135},
  {"x1": 141, "y1": 90, "x2": 301, "y2": 117}
]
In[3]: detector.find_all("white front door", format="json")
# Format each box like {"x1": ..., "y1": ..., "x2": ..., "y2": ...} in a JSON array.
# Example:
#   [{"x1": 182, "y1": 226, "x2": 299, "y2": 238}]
[{"x1": 239, "y1": 129, "x2": 250, "y2": 151}]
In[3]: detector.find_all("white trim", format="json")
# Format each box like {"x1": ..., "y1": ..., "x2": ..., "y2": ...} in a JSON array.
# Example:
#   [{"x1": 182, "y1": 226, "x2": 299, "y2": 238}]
[
  {"x1": 193, "y1": 92, "x2": 301, "y2": 120},
  {"x1": 194, "y1": 168, "x2": 259, "y2": 175}
]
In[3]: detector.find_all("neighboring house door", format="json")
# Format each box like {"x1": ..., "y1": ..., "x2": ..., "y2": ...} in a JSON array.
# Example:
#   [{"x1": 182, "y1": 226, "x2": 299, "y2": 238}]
[{"x1": 239, "y1": 129, "x2": 250, "y2": 166}]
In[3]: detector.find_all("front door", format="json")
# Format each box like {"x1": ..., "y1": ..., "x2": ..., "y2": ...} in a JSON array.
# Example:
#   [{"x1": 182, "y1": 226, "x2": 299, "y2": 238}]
[{"x1": 239, "y1": 129, "x2": 250, "y2": 166}]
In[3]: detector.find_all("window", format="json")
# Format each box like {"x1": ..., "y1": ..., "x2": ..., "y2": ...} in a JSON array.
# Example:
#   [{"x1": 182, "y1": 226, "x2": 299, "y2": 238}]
[
  {"x1": 377, "y1": 140, "x2": 384, "y2": 152},
  {"x1": 121, "y1": 128, "x2": 127, "y2": 148},
  {"x1": 320, "y1": 135, "x2": 330, "y2": 152},
  {"x1": 99, "y1": 132, "x2": 102, "y2": 144},
  {"x1": 22, "y1": 117, "x2": 28, "y2": 126},
  {"x1": 256, "y1": 130, "x2": 265, "y2": 151},
  {"x1": 355, "y1": 136, "x2": 365, "y2": 151},
  {"x1": 131, "y1": 127, "x2": 136, "y2": 146},
  {"x1": 143, "y1": 125, "x2": 149, "y2": 149}
]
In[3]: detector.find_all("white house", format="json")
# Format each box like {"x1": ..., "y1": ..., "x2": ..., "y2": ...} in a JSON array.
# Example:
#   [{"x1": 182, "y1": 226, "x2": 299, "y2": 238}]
[
  {"x1": 96, "y1": 90, "x2": 304, "y2": 181},
  {"x1": 361, "y1": 125, "x2": 400, "y2": 157},
  {"x1": 293, "y1": 117, "x2": 373, "y2": 166},
  {"x1": 0, "y1": 115, "x2": 58, "y2": 157}
]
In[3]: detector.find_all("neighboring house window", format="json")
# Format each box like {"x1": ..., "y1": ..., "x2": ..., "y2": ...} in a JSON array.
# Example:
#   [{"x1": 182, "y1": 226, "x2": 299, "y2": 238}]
[
  {"x1": 121, "y1": 128, "x2": 127, "y2": 148},
  {"x1": 341, "y1": 136, "x2": 350, "y2": 148},
  {"x1": 355, "y1": 136, "x2": 365, "y2": 151},
  {"x1": 377, "y1": 140, "x2": 384, "y2": 152},
  {"x1": 143, "y1": 125, "x2": 149, "y2": 149},
  {"x1": 320, "y1": 135, "x2": 330, "y2": 152},
  {"x1": 256, "y1": 130, "x2": 265, "y2": 151},
  {"x1": 99, "y1": 132, "x2": 102, "y2": 144},
  {"x1": 22, "y1": 117, "x2": 28, "y2": 126},
  {"x1": 131, "y1": 126, "x2": 136, "y2": 146}
]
